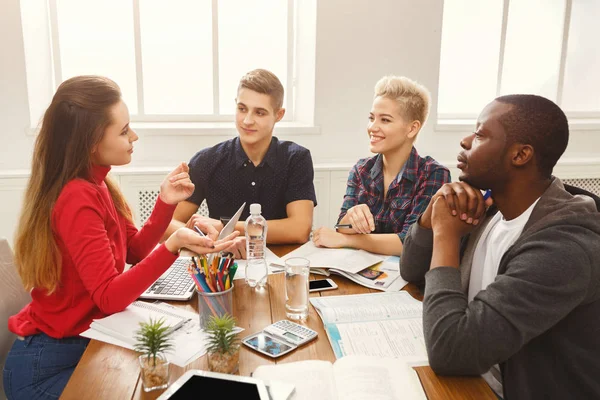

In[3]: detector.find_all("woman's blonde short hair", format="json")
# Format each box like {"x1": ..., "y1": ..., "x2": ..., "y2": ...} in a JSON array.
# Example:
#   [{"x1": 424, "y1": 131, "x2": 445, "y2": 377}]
[{"x1": 374, "y1": 75, "x2": 431, "y2": 126}]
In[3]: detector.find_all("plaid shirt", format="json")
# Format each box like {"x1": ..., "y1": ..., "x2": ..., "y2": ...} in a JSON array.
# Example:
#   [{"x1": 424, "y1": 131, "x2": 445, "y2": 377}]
[{"x1": 338, "y1": 147, "x2": 450, "y2": 242}]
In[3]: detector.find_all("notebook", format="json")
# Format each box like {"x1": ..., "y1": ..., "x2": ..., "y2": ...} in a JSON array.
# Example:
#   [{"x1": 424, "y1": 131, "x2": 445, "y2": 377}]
[
  {"x1": 82, "y1": 301, "x2": 239, "y2": 366},
  {"x1": 89, "y1": 301, "x2": 190, "y2": 346}
]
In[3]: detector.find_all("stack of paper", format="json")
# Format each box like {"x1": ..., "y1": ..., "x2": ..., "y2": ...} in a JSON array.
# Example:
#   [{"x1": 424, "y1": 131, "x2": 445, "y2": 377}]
[
  {"x1": 88, "y1": 301, "x2": 186, "y2": 346},
  {"x1": 81, "y1": 301, "x2": 244, "y2": 367}
]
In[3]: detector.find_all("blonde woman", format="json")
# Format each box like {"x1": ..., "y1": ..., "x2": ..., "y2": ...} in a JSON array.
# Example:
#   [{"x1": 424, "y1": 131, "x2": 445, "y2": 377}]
[
  {"x1": 4, "y1": 76, "x2": 236, "y2": 399},
  {"x1": 312, "y1": 75, "x2": 450, "y2": 256}
]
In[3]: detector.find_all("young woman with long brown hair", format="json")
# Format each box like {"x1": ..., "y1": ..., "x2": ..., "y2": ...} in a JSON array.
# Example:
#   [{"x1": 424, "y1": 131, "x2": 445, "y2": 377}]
[{"x1": 3, "y1": 76, "x2": 236, "y2": 399}]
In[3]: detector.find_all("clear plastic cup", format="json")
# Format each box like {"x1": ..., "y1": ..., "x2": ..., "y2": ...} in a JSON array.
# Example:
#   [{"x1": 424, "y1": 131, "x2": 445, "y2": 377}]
[{"x1": 284, "y1": 257, "x2": 310, "y2": 321}]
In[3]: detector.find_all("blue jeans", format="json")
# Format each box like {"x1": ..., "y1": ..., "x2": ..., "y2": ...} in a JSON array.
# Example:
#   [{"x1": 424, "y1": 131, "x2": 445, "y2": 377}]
[{"x1": 2, "y1": 333, "x2": 89, "y2": 400}]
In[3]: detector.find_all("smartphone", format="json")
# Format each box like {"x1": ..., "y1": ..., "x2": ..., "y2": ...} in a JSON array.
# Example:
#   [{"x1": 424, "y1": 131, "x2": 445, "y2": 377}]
[{"x1": 309, "y1": 278, "x2": 338, "y2": 292}]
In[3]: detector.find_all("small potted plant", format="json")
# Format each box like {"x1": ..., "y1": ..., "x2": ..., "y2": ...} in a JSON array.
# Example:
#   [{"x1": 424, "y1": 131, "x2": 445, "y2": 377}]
[
  {"x1": 134, "y1": 317, "x2": 174, "y2": 392},
  {"x1": 205, "y1": 313, "x2": 241, "y2": 374}
]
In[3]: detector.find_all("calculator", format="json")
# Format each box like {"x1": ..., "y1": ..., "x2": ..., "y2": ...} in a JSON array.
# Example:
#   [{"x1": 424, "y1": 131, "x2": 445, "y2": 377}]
[
  {"x1": 263, "y1": 320, "x2": 318, "y2": 346},
  {"x1": 242, "y1": 320, "x2": 318, "y2": 359}
]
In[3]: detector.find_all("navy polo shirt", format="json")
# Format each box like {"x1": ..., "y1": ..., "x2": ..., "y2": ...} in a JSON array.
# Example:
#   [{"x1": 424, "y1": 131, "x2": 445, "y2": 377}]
[{"x1": 187, "y1": 136, "x2": 317, "y2": 221}]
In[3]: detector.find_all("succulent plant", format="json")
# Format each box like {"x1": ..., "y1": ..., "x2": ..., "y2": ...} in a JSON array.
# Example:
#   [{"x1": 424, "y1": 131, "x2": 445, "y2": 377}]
[
  {"x1": 205, "y1": 313, "x2": 240, "y2": 355},
  {"x1": 134, "y1": 317, "x2": 174, "y2": 367}
]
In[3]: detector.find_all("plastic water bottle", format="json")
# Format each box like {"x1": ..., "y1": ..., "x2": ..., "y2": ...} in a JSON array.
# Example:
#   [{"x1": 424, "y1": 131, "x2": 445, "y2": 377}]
[{"x1": 245, "y1": 203, "x2": 268, "y2": 288}]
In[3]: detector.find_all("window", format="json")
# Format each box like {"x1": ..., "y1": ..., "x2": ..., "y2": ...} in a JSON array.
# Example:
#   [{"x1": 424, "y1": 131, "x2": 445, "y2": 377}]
[
  {"x1": 21, "y1": 0, "x2": 317, "y2": 130},
  {"x1": 438, "y1": 0, "x2": 600, "y2": 122}
]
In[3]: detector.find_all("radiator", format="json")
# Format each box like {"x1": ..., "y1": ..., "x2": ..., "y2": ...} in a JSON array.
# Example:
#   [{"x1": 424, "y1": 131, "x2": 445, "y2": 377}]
[{"x1": 138, "y1": 190, "x2": 209, "y2": 225}]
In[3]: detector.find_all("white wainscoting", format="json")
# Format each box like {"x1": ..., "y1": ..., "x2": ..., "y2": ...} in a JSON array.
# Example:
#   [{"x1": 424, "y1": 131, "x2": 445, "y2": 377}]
[
  {"x1": 113, "y1": 165, "x2": 353, "y2": 229},
  {"x1": 1, "y1": 160, "x2": 599, "y2": 248},
  {"x1": 0, "y1": 177, "x2": 28, "y2": 247}
]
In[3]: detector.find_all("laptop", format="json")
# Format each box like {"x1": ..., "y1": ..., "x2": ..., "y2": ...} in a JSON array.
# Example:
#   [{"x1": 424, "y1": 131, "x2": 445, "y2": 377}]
[{"x1": 140, "y1": 203, "x2": 246, "y2": 301}]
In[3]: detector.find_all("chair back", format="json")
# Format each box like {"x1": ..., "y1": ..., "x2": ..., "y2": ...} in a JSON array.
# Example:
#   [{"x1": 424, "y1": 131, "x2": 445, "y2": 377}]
[
  {"x1": 564, "y1": 183, "x2": 600, "y2": 212},
  {"x1": 0, "y1": 238, "x2": 31, "y2": 399}
]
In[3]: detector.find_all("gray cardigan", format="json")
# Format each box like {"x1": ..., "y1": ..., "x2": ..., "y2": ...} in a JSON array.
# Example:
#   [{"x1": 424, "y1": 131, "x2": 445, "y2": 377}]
[{"x1": 400, "y1": 178, "x2": 600, "y2": 400}]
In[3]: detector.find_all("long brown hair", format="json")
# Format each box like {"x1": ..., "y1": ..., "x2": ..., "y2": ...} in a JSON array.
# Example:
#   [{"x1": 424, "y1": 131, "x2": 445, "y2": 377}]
[{"x1": 15, "y1": 75, "x2": 133, "y2": 294}]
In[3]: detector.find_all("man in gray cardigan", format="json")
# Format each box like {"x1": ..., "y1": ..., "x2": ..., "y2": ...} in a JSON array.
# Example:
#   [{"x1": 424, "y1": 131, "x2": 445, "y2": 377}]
[{"x1": 400, "y1": 94, "x2": 600, "y2": 400}]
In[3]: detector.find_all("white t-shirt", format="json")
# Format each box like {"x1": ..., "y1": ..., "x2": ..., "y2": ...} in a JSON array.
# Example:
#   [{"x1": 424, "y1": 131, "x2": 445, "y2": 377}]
[{"x1": 468, "y1": 198, "x2": 540, "y2": 397}]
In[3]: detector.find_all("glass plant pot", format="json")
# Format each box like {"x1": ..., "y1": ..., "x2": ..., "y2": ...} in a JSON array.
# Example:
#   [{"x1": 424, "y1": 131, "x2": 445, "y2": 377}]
[
  {"x1": 207, "y1": 348, "x2": 240, "y2": 374},
  {"x1": 138, "y1": 353, "x2": 170, "y2": 392}
]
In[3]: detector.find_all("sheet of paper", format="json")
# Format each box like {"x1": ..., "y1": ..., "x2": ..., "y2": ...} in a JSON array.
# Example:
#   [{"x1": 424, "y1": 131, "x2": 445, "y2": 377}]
[
  {"x1": 310, "y1": 291, "x2": 422, "y2": 324},
  {"x1": 280, "y1": 242, "x2": 386, "y2": 274}
]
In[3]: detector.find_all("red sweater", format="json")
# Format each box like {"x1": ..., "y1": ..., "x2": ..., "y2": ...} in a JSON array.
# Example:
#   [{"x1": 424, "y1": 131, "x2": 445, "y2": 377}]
[{"x1": 8, "y1": 165, "x2": 179, "y2": 338}]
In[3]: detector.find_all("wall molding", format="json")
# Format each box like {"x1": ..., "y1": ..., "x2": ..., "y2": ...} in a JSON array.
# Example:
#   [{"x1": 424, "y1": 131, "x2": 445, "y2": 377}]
[{"x1": 1, "y1": 160, "x2": 599, "y2": 246}]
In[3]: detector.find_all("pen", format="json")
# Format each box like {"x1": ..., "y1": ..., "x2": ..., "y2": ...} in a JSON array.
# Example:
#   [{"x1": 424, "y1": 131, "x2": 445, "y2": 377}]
[
  {"x1": 194, "y1": 225, "x2": 215, "y2": 249},
  {"x1": 334, "y1": 223, "x2": 352, "y2": 229},
  {"x1": 193, "y1": 225, "x2": 206, "y2": 237},
  {"x1": 483, "y1": 189, "x2": 492, "y2": 201}
]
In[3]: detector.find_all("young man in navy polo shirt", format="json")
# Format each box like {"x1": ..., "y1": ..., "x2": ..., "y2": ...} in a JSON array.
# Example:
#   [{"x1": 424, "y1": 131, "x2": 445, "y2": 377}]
[{"x1": 164, "y1": 69, "x2": 316, "y2": 257}]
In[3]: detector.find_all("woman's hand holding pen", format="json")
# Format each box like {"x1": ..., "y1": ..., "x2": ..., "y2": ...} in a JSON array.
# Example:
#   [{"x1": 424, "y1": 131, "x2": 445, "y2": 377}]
[
  {"x1": 312, "y1": 227, "x2": 347, "y2": 248},
  {"x1": 186, "y1": 216, "x2": 220, "y2": 241},
  {"x1": 185, "y1": 214, "x2": 224, "y2": 235},
  {"x1": 159, "y1": 162, "x2": 195, "y2": 205},
  {"x1": 193, "y1": 222, "x2": 245, "y2": 259},
  {"x1": 344, "y1": 204, "x2": 375, "y2": 234}
]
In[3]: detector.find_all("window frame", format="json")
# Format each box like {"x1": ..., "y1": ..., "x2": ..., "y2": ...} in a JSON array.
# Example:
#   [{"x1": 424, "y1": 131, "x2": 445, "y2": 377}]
[
  {"x1": 47, "y1": 0, "x2": 298, "y2": 123},
  {"x1": 437, "y1": 0, "x2": 600, "y2": 129}
]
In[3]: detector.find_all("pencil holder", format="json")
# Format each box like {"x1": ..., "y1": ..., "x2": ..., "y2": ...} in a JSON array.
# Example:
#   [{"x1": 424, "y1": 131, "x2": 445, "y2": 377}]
[{"x1": 197, "y1": 284, "x2": 234, "y2": 330}]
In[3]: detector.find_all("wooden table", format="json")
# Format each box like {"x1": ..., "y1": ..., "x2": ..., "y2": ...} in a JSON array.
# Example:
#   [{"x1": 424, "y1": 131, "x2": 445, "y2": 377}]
[{"x1": 61, "y1": 245, "x2": 495, "y2": 399}]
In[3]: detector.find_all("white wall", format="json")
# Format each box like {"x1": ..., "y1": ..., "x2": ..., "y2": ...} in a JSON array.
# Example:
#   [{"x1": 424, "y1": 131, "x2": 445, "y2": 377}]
[
  {"x1": 1, "y1": 0, "x2": 600, "y2": 243},
  {"x1": 4, "y1": 0, "x2": 600, "y2": 171},
  {"x1": 0, "y1": 0, "x2": 35, "y2": 172}
]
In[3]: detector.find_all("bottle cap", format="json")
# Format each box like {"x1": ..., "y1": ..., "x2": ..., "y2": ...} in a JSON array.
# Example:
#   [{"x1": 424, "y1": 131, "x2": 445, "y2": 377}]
[{"x1": 250, "y1": 203, "x2": 261, "y2": 214}]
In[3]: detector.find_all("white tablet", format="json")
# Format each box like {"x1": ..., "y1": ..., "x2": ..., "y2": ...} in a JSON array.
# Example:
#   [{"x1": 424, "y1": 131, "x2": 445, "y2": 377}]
[
  {"x1": 219, "y1": 202, "x2": 246, "y2": 240},
  {"x1": 157, "y1": 369, "x2": 270, "y2": 400}
]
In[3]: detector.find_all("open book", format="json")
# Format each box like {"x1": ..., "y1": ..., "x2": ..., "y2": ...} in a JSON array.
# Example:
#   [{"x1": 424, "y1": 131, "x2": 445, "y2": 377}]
[
  {"x1": 253, "y1": 354, "x2": 427, "y2": 400},
  {"x1": 280, "y1": 242, "x2": 386, "y2": 275},
  {"x1": 309, "y1": 291, "x2": 428, "y2": 364},
  {"x1": 278, "y1": 242, "x2": 406, "y2": 291},
  {"x1": 319, "y1": 255, "x2": 407, "y2": 292}
]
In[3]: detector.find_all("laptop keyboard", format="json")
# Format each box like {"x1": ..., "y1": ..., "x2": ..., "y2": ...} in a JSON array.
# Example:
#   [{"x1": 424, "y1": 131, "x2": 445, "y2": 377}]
[{"x1": 143, "y1": 258, "x2": 195, "y2": 298}]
